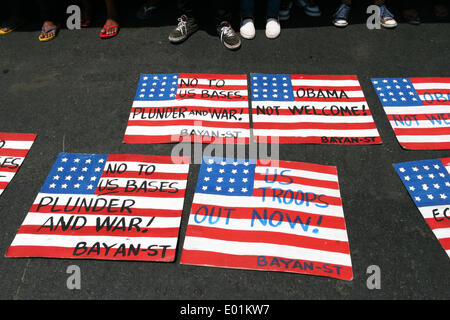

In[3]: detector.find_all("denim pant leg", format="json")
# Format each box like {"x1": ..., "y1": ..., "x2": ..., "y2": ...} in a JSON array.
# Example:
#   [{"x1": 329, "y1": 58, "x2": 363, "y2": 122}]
[
  {"x1": 267, "y1": 0, "x2": 281, "y2": 18},
  {"x1": 240, "y1": 0, "x2": 255, "y2": 19}
]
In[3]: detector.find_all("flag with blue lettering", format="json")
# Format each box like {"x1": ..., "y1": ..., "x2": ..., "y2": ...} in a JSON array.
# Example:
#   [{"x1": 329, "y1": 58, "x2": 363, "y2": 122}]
[
  {"x1": 181, "y1": 157, "x2": 353, "y2": 280},
  {"x1": 6, "y1": 153, "x2": 190, "y2": 262},
  {"x1": 372, "y1": 77, "x2": 450, "y2": 150},
  {"x1": 394, "y1": 158, "x2": 450, "y2": 258},
  {"x1": 251, "y1": 74, "x2": 381, "y2": 145},
  {"x1": 124, "y1": 73, "x2": 251, "y2": 144}
]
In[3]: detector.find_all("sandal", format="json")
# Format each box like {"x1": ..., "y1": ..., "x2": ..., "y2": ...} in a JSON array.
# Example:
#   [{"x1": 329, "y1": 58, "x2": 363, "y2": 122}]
[
  {"x1": 0, "y1": 20, "x2": 24, "y2": 35},
  {"x1": 38, "y1": 25, "x2": 59, "y2": 42},
  {"x1": 99, "y1": 24, "x2": 119, "y2": 38}
]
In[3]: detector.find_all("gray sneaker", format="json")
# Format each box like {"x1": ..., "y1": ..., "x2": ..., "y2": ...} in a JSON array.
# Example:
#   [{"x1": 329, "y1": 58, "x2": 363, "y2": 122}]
[
  {"x1": 169, "y1": 15, "x2": 199, "y2": 43},
  {"x1": 217, "y1": 21, "x2": 241, "y2": 50}
]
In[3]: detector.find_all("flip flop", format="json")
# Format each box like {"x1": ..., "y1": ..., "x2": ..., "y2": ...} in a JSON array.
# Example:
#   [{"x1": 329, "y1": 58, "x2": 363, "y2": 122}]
[
  {"x1": 38, "y1": 25, "x2": 59, "y2": 42},
  {"x1": 0, "y1": 21, "x2": 23, "y2": 35},
  {"x1": 99, "y1": 24, "x2": 119, "y2": 38}
]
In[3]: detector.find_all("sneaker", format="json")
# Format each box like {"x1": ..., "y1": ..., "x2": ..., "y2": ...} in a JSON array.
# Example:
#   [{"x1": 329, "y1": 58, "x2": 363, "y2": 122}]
[
  {"x1": 218, "y1": 21, "x2": 241, "y2": 50},
  {"x1": 240, "y1": 18, "x2": 255, "y2": 39},
  {"x1": 332, "y1": 4, "x2": 350, "y2": 27},
  {"x1": 265, "y1": 18, "x2": 281, "y2": 39},
  {"x1": 380, "y1": 5, "x2": 397, "y2": 28},
  {"x1": 279, "y1": 1, "x2": 293, "y2": 21},
  {"x1": 168, "y1": 15, "x2": 199, "y2": 43},
  {"x1": 296, "y1": 0, "x2": 321, "y2": 17}
]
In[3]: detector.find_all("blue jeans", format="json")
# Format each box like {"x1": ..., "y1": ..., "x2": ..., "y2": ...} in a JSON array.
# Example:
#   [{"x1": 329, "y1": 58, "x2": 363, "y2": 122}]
[{"x1": 240, "y1": 0, "x2": 281, "y2": 19}]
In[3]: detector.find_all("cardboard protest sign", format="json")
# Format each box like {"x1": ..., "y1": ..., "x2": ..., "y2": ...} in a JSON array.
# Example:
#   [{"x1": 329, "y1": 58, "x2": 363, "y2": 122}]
[
  {"x1": 181, "y1": 157, "x2": 353, "y2": 280},
  {"x1": 6, "y1": 153, "x2": 190, "y2": 261},
  {"x1": 394, "y1": 158, "x2": 450, "y2": 258},
  {"x1": 250, "y1": 74, "x2": 381, "y2": 145},
  {"x1": 372, "y1": 77, "x2": 450, "y2": 150},
  {"x1": 123, "y1": 73, "x2": 251, "y2": 144},
  {"x1": 0, "y1": 133, "x2": 36, "y2": 196}
]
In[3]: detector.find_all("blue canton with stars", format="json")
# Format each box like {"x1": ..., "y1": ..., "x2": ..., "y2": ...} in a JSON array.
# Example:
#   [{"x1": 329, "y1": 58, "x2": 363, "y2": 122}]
[
  {"x1": 134, "y1": 73, "x2": 179, "y2": 101},
  {"x1": 196, "y1": 157, "x2": 256, "y2": 197},
  {"x1": 372, "y1": 78, "x2": 424, "y2": 107},
  {"x1": 250, "y1": 74, "x2": 295, "y2": 102},
  {"x1": 394, "y1": 159, "x2": 450, "y2": 207},
  {"x1": 41, "y1": 153, "x2": 108, "y2": 194}
]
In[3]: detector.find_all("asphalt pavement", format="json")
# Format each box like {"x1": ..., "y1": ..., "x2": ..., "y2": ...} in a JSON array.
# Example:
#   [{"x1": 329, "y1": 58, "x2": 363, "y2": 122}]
[{"x1": 0, "y1": 0, "x2": 449, "y2": 300}]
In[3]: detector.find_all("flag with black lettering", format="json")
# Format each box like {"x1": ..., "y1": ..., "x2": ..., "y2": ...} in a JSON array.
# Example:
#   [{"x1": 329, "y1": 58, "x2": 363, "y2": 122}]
[
  {"x1": 123, "y1": 73, "x2": 250, "y2": 144},
  {"x1": 251, "y1": 74, "x2": 381, "y2": 145},
  {"x1": 372, "y1": 77, "x2": 450, "y2": 150},
  {"x1": 6, "y1": 153, "x2": 190, "y2": 261},
  {"x1": 181, "y1": 157, "x2": 353, "y2": 280},
  {"x1": 0, "y1": 133, "x2": 36, "y2": 196},
  {"x1": 394, "y1": 158, "x2": 450, "y2": 258}
]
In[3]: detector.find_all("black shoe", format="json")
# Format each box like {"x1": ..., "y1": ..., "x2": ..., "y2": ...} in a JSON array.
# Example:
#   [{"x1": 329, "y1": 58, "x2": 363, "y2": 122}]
[
  {"x1": 217, "y1": 21, "x2": 241, "y2": 50},
  {"x1": 169, "y1": 15, "x2": 199, "y2": 43}
]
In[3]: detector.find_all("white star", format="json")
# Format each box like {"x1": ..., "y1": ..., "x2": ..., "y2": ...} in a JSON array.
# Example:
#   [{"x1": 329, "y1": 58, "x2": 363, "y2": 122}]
[
  {"x1": 427, "y1": 194, "x2": 434, "y2": 200},
  {"x1": 404, "y1": 176, "x2": 410, "y2": 181},
  {"x1": 61, "y1": 184, "x2": 68, "y2": 189},
  {"x1": 74, "y1": 184, "x2": 80, "y2": 189},
  {"x1": 49, "y1": 183, "x2": 56, "y2": 189},
  {"x1": 216, "y1": 186, "x2": 222, "y2": 191},
  {"x1": 85, "y1": 159, "x2": 91, "y2": 164},
  {"x1": 202, "y1": 186, "x2": 208, "y2": 191},
  {"x1": 90, "y1": 177, "x2": 97, "y2": 181},
  {"x1": 78, "y1": 176, "x2": 84, "y2": 181},
  {"x1": 95, "y1": 167, "x2": 101, "y2": 172},
  {"x1": 231, "y1": 169, "x2": 237, "y2": 174},
  {"x1": 242, "y1": 178, "x2": 248, "y2": 183},
  {"x1": 412, "y1": 167, "x2": 419, "y2": 172},
  {"x1": 434, "y1": 164, "x2": 440, "y2": 169},
  {"x1": 243, "y1": 169, "x2": 249, "y2": 174},
  {"x1": 422, "y1": 184, "x2": 429, "y2": 191},
  {"x1": 409, "y1": 186, "x2": 415, "y2": 191},
  {"x1": 53, "y1": 175, "x2": 60, "y2": 180},
  {"x1": 61, "y1": 158, "x2": 68, "y2": 163},
  {"x1": 219, "y1": 169, "x2": 225, "y2": 174},
  {"x1": 87, "y1": 185, "x2": 93, "y2": 190},
  {"x1": 233, "y1": 162, "x2": 238, "y2": 166},
  {"x1": 228, "y1": 188, "x2": 234, "y2": 193},
  {"x1": 65, "y1": 175, "x2": 72, "y2": 181},
  {"x1": 433, "y1": 184, "x2": 440, "y2": 189},
  {"x1": 82, "y1": 167, "x2": 88, "y2": 172},
  {"x1": 207, "y1": 167, "x2": 213, "y2": 172},
  {"x1": 399, "y1": 168, "x2": 406, "y2": 173},
  {"x1": 98, "y1": 159, "x2": 104, "y2": 163},
  {"x1": 217, "y1": 177, "x2": 224, "y2": 183},
  {"x1": 415, "y1": 196, "x2": 421, "y2": 202},
  {"x1": 70, "y1": 167, "x2": 77, "y2": 171},
  {"x1": 74, "y1": 158, "x2": 80, "y2": 163},
  {"x1": 241, "y1": 187, "x2": 248, "y2": 193},
  {"x1": 208, "y1": 159, "x2": 214, "y2": 164},
  {"x1": 204, "y1": 177, "x2": 210, "y2": 182},
  {"x1": 417, "y1": 175, "x2": 423, "y2": 180},
  {"x1": 440, "y1": 194, "x2": 447, "y2": 199},
  {"x1": 423, "y1": 166, "x2": 430, "y2": 170},
  {"x1": 229, "y1": 178, "x2": 235, "y2": 183},
  {"x1": 428, "y1": 174, "x2": 435, "y2": 179},
  {"x1": 57, "y1": 167, "x2": 64, "y2": 172}
]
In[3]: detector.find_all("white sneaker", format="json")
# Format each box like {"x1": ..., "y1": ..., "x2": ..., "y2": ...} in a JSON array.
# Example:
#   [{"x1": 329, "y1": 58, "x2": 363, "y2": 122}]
[
  {"x1": 265, "y1": 18, "x2": 280, "y2": 39},
  {"x1": 240, "y1": 18, "x2": 255, "y2": 40}
]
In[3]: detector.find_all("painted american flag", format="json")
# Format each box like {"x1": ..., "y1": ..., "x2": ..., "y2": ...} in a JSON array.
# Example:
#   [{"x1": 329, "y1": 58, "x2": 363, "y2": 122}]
[
  {"x1": 123, "y1": 73, "x2": 251, "y2": 144},
  {"x1": 6, "y1": 153, "x2": 190, "y2": 261},
  {"x1": 372, "y1": 77, "x2": 450, "y2": 150},
  {"x1": 181, "y1": 157, "x2": 353, "y2": 280},
  {"x1": 394, "y1": 158, "x2": 450, "y2": 258},
  {"x1": 0, "y1": 133, "x2": 36, "y2": 196},
  {"x1": 251, "y1": 74, "x2": 381, "y2": 145}
]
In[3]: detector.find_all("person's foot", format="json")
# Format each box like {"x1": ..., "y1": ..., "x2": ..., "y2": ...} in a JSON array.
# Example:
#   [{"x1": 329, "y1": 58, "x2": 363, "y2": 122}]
[
  {"x1": 100, "y1": 18, "x2": 119, "y2": 37},
  {"x1": 433, "y1": 4, "x2": 448, "y2": 19},
  {"x1": 39, "y1": 21, "x2": 58, "y2": 41},
  {"x1": 265, "y1": 18, "x2": 281, "y2": 39},
  {"x1": 169, "y1": 15, "x2": 199, "y2": 43},
  {"x1": 402, "y1": 8, "x2": 421, "y2": 25},
  {"x1": 332, "y1": 3, "x2": 350, "y2": 28},
  {"x1": 137, "y1": 0, "x2": 160, "y2": 20},
  {"x1": 279, "y1": 1, "x2": 293, "y2": 21},
  {"x1": 240, "y1": 18, "x2": 255, "y2": 40},
  {"x1": 296, "y1": 0, "x2": 321, "y2": 17},
  {"x1": 380, "y1": 5, "x2": 397, "y2": 28},
  {"x1": 218, "y1": 21, "x2": 241, "y2": 50},
  {"x1": 0, "y1": 16, "x2": 24, "y2": 34}
]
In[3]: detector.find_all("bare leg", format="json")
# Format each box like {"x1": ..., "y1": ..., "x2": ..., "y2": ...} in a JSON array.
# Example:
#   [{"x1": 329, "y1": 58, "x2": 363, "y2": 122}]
[{"x1": 101, "y1": 0, "x2": 119, "y2": 36}]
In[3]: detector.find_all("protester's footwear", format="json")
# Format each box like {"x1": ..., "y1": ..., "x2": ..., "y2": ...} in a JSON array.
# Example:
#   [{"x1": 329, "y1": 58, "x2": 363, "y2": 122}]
[
  {"x1": 380, "y1": 5, "x2": 397, "y2": 29},
  {"x1": 99, "y1": 24, "x2": 119, "y2": 38},
  {"x1": 332, "y1": 3, "x2": 350, "y2": 27},
  {"x1": 169, "y1": 15, "x2": 199, "y2": 43},
  {"x1": 296, "y1": 0, "x2": 321, "y2": 17},
  {"x1": 240, "y1": 18, "x2": 255, "y2": 40},
  {"x1": 0, "y1": 19, "x2": 23, "y2": 35},
  {"x1": 265, "y1": 18, "x2": 281, "y2": 39},
  {"x1": 402, "y1": 8, "x2": 421, "y2": 25},
  {"x1": 218, "y1": 21, "x2": 241, "y2": 50},
  {"x1": 279, "y1": 1, "x2": 293, "y2": 21},
  {"x1": 38, "y1": 24, "x2": 59, "y2": 42},
  {"x1": 433, "y1": 4, "x2": 449, "y2": 19},
  {"x1": 136, "y1": 0, "x2": 160, "y2": 20}
]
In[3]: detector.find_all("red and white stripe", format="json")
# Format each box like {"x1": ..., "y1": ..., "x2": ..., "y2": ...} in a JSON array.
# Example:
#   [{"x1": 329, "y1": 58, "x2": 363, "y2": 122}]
[
  {"x1": 124, "y1": 73, "x2": 251, "y2": 144},
  {"x1": 6, "y1": 154, "x2": 190, "y2": 262},
  {"x1": 181, "y1": 160, "x2": 353, "y2": 280},
  {"x1": 252, "y1": 75, "x2": 381, "y2": 145},
  {"x1": 384, "y1": 77, "x2": 450, "y2": 150},
  {"x1": 0, "y1": 133, "x2": 36, "y2": 196}
]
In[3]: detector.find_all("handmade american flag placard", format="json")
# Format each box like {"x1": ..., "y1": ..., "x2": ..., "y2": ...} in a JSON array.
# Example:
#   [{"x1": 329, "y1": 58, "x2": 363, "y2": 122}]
[
  {"x1": 0, "y1": 133, "x2": 37, "y2": 197},
  {"x1": 181, "y1": 157, "x2": 353, "y2": 280},
  {"x1": 250, "y1": 74, "x2": 381, "y2": 145},
  {"x1": 123, "y1": 73, "x2": 251, "y2": 144},
  {"x1": 372, "y1": 77, "x2": 450, "y2": 150},
  {"x1": 394, "y1": 158, "x2": 450, "y2": 258},
  {"x1": 6, "y1": 153, "x2": 190, "y2": 261}
]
